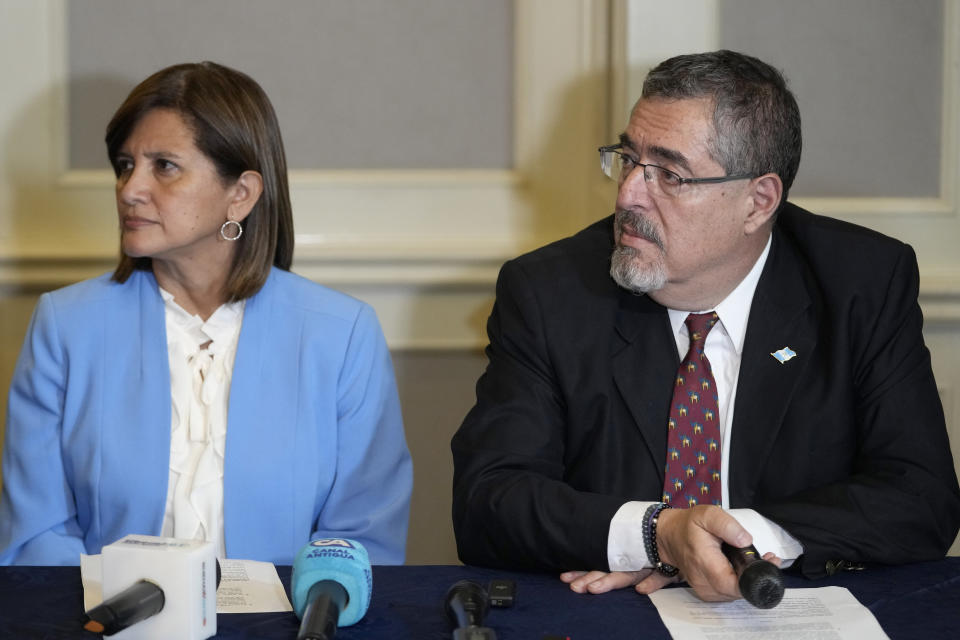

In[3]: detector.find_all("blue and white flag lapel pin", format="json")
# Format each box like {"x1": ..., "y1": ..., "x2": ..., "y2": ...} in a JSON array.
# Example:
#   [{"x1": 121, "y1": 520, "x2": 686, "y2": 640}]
[{"x1": 770, "y1": 347, "x2": 797, "y2": 364}]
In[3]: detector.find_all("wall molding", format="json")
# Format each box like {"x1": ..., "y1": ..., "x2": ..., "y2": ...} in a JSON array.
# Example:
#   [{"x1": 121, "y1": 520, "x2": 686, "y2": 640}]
[{"x1": 3, "y1": 253, "x2": 959, "y2": 329}]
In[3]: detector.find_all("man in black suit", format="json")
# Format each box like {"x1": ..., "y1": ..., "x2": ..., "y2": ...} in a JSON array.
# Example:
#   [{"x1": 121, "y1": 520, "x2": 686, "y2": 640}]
[{"x1": 451, "y1": 50, "x2": 960, "y2": 602}]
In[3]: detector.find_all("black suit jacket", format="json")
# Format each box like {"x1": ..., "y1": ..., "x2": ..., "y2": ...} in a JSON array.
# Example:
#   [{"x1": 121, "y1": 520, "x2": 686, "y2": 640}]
[{"x1": 451, "y1": 203, "x2": 960, "y2": 578}]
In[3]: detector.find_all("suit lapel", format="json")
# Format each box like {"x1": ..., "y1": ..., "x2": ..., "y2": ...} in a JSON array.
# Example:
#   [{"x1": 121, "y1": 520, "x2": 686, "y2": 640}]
[
  {"x1": 728, "y1": 228, "x2": 817, "y2": 506},
  {"x1": 611, "y1": 290, "x2": 677, "y2": 475},
  {"x1": 224, "y1": 273, "x2": 271, "y2": 537},
  {"x1": 223, "y1": 270, "x2": 302, "y2": 556},
  {"x1": 100, "y1": 271, "x2": 171, "y2": 536}
]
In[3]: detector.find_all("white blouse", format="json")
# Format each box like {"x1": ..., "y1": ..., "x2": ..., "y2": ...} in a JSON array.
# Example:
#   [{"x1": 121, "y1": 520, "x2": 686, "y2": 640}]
[{"x1": 158, "y1": 288, "x2": 244, "y2": 558}]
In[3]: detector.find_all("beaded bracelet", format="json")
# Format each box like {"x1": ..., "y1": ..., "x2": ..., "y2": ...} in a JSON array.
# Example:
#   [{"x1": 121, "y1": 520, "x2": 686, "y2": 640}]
[{"x1": 642, "y1": 503, "x2": 679, "y2": 577}]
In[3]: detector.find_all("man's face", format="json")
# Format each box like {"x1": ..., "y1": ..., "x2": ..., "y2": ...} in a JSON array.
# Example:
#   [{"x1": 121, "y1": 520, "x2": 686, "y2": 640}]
[{"x1": 611, "y1": 97, "x2": 755, "y2": 308}]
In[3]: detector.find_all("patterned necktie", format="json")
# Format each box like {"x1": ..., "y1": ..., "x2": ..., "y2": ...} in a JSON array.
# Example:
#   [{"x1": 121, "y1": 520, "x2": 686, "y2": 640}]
[{"x1": 662, "y1": 312, "x2": 721, "y2": 508}]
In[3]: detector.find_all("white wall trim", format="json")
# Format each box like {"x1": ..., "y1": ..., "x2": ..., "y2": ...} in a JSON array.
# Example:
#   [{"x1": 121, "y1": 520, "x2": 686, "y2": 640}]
[
  {"x1": 2, "y1": 256, "x2": 958, "y2": 352},
  {"x1": 3, "y1": 255, "x2": 958, "y2": 316},
  {"x1": 4, "y1": 255, "x2": 957, "y2": 294}
]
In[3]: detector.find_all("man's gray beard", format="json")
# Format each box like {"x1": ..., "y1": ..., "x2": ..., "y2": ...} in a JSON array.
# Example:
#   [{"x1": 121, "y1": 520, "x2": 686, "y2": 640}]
[
  {"x1": 610, "y1": 245, "x2": 667, "y2": 293},
  {"x1": 609, "y1": 210, "x2": 667, "y2": 293}
]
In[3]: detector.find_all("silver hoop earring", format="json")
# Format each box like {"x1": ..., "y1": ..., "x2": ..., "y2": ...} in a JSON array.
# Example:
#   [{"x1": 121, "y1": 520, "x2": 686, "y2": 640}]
[{"x1": 220, "y1": 220, "x2": 243, "y2": 241}]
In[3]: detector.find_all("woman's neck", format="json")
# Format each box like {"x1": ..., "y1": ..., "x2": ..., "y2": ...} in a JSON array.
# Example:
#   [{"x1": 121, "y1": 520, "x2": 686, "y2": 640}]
[{"x1": 152, "y1": 259, "x2": 231, "y2": 321}]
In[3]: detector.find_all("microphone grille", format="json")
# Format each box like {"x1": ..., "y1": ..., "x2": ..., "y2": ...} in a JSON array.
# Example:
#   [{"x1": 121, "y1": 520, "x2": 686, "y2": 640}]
[
  {"x1": 740, "y1": 562, "x2": 785, "y2": 609},
  {"x1": 444, "y1": 580, "x2": 490, "y2": 627}
]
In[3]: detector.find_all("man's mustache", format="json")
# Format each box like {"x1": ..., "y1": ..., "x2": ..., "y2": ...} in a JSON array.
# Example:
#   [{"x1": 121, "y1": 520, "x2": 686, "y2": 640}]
[{"x1": 614, "y1": 209, "x2": 665, "y2": 252}]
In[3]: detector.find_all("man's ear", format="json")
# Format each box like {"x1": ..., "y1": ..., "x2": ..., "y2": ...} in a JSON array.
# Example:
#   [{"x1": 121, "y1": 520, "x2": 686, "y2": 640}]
[
  {"x1": 227, "y1": 170, "x2": 264, "y2": 223},
  {"x1": 744, "y1": 173, "x2": 782, "y2": 234}
]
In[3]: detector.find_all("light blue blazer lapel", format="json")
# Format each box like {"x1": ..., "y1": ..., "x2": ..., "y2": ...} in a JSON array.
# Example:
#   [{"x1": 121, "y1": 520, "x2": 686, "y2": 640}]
[
  {"x1": 223, "y1": 271, "x2": 302, "y2": 561},
  {"x1": 96, "y1": 271, "x2": 171, "y2": 544}
]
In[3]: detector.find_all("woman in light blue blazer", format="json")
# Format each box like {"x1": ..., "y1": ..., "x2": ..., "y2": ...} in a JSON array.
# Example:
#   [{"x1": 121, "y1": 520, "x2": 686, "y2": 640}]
[{"x1": 0, "y1": 62, "x2": 412, "y2": 566}]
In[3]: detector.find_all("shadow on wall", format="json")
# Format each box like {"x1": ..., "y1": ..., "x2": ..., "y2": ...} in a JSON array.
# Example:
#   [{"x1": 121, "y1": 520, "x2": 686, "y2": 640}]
[
  {"x1": 0, "y1": 83, "x2": 71, "y2": 499},
  {"x1": 392, "y1": 347, "x2": 489, "y2": 566},
  {"x1": 5, "y1": 73, "x2": 133, "y2": 262},
  {"x1": 386, "y1": 277, "x2": 493, "y2": 565},
  {"x1": 521, "y1": 67, "x2": 616, "y2": 249}
]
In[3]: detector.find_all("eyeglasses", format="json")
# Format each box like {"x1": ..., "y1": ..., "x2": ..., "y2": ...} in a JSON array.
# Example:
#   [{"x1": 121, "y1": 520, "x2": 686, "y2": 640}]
[{"x1": 598, "y1": 144, "x2": 754, "y2": 198}]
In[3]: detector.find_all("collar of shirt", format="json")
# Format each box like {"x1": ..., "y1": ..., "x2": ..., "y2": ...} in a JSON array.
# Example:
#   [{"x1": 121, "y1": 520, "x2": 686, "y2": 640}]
[
  {"x1": 159, "y1": 287, "x2": 245, "y2": 354},
  {"x1": 667, "y1": 234, "x2": 772, "y2": 355}
]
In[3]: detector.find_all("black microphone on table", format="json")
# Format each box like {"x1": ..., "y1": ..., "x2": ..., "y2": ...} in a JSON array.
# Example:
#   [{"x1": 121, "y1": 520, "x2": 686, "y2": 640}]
[
  {"x1": 82, "y1": 579, "x2": 166, "y2": 635},
  {"x1": 445, "y1": 580, "x2": 497, "y2": 639},
  {"x1": 83, "y1": 560, "x2": 222, "y2": 634},
  {"x1": 291, "y1": 538, "x2": 372, "y2": 640},
  {"x1": 721, "y1": 542, "x2": 785, "y2": 609},
  {"x1": 80, "y1": 535, "x2": 219, "y2": 638},
  {"x1": 84, "y1": 558, "x2": 224, "y2": 635}
]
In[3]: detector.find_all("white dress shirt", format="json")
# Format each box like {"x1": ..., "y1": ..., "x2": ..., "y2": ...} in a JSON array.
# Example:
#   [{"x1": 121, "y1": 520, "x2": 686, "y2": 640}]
[
  {"x1": 159, "y1": 289, "x2": 244, "y2": 559},
  {"x1": 608, "y1": 236, "x2": 804, "y2": 571}
]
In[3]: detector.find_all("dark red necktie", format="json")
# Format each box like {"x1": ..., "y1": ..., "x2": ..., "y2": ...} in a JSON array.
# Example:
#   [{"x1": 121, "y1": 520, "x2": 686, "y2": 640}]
[{"x1": 662, "y1": 312, "x2": 721, "y2": 508}]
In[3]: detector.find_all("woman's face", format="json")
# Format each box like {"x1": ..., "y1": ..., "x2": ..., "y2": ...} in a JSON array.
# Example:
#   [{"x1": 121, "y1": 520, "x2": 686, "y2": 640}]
[{"x1": 114, "y1": 108, "x2": 241, "y2": 270}]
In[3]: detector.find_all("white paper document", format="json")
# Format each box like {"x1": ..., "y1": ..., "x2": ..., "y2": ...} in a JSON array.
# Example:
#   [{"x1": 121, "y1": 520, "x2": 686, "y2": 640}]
[
  {"x1": 214, "y1": 558, "x2": 293, "y2": 613},
  {"x1": 80, "y1": 554, "x2": 292, "y2": 614},
  {"x1": 649, "y1": 586, "x2": 888, "y2": 639}
]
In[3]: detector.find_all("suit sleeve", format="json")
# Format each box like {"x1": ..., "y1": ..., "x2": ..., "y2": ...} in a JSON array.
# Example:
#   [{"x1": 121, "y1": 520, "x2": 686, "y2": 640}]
[
  {"x1": 452, "y1": 260, "x2": 626, "y2": 572},
  {"x1": 757, "y1": 245, "x2": 960, "y2": 577},
  {"x1": 0, "y1": 294, "x2": 87, "y2": 565},
  {"x1": 311, "y1": 304, "x2": 413, "y2": 565}
]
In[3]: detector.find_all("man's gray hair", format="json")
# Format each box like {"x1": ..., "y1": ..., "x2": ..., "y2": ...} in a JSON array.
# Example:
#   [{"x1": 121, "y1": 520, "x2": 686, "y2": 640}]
[{"x1": 642, "y1": 50, "x2": 802, "y2": 201}]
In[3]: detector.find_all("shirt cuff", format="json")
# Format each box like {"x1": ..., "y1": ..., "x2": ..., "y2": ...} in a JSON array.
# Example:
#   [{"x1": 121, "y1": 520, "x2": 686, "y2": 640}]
[
  {"x1": 607, "y1": 501, "x2": 658, "y2": 571},
  {"x1": 727, "y1": 508, "x2": 804, "y2": 567},
  {"x1": 607, "y1": 503, "x2": 805, "y2": 572}
]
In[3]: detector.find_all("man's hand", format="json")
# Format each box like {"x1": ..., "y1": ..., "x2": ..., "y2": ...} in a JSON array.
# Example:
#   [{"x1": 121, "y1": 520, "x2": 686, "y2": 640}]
[
  {"x1": 560, "y1": 506, "x2": 764, "y2": 601},
  {"x1": 560, "y1": 569, "x2": 656, "y2": 594},
  {"x1": 639, "y1": 505, "x2": 752, "y2": 601}
]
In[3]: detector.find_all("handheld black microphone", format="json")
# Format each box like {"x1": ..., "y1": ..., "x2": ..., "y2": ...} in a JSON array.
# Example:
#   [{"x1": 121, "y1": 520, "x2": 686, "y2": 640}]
[
  {"x1": 82, "y1": 579, "x2": 165, "y2": 635},
  {"x1": 291, "y1": 539, "x2": 372, "y2": 640},
  {"x1": 444, "y1": 580, "x2": 497, "y2": 640},
  {"x1": 721, "y1": 542, "x2": 785, "y2": 609}
]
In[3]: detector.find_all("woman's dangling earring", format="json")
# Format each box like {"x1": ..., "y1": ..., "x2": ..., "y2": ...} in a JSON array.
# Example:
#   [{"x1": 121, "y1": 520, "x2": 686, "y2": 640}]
[{"x1": 220, "y1": 220, "x2": 243, "y2": 241}]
